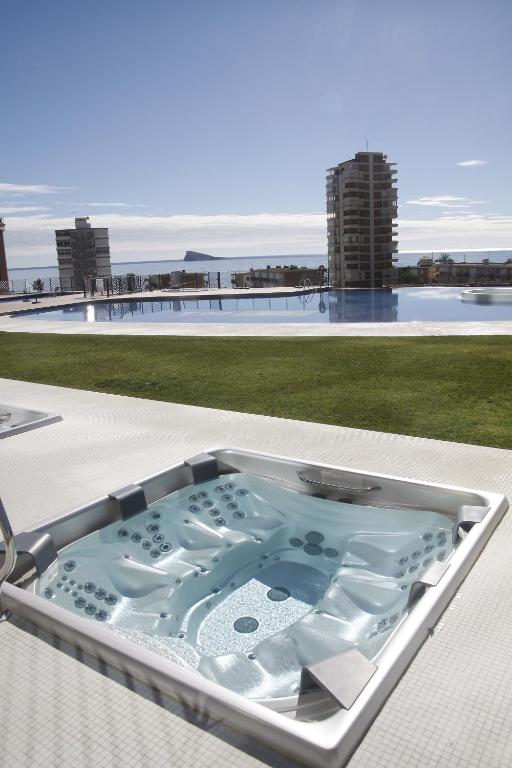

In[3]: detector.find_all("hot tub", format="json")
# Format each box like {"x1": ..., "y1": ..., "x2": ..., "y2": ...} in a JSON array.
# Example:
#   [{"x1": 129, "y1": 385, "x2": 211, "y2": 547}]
[
  {"x1": 461, "y1": 287, "x2": 512, "y2": 304},
  {"x1": 0, "y1": 448, "x2": 507, "y2": 766},
  {"x1": 0, "y1": 404, "x2": 62, "y2": 438}
]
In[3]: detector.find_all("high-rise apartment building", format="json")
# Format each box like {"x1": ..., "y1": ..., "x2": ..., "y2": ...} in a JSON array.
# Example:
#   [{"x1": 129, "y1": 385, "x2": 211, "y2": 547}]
[
  {"x1": 326, "y1": 152, "x2": 397, "y2": 288},
  {"x1": 55, "y1": 217, "x2": 112, "y2": 290},
  {"x1": 0, "y1": 217, "x2": 8, "y2": 292}
]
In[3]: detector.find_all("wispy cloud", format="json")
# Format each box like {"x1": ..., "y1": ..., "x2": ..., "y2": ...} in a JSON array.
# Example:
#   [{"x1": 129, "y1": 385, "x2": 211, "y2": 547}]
[
  {"x1": 5, "y1": 212, "x2": 327, "y2": 265},
  {"x1": 457, "y1": 160, "x2": 487, "y2": 167},
  {"x1": 0, "y1": 182, "x2": 74, "y2": 195},
  {"x1": 88, "y1": 202, "x2": 132, "y2": 208},
  {"x1": 398, "y1": 212, "x2": 512, "y2": 250},
  {"x1": 406, "y1": 195, "x2": 485, "y2": 208},
  {"x1": 5, "y1": 210, "x2": 512, "y2": 268},
  {"x1": 0, "y1": 205, "x2": 49, "y2": 214}
]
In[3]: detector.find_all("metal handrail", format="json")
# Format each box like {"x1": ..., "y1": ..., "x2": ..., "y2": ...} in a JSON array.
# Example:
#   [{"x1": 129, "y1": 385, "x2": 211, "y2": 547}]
[
  {"x1": 0, "y1": 496, "x2": 16, "y2": 620},
  {"x1": 298, "y1": 470, "x2": 381, "y2": 494}
]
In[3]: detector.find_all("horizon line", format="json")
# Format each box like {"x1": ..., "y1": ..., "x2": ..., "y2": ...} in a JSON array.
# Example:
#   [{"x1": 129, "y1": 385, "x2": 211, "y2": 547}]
[{"x1": 7, "y1": 247, "x2": 512, "y2": 271}]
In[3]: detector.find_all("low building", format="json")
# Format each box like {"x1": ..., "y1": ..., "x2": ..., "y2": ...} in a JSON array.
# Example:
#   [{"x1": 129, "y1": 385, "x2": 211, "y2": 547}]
[
  {"x1": 416, "y1": 256, "x2": 437, "y2": 284},
  {"x1": 435, "y1": 261, "x2": 512, "y2": 285},
  {"x1": 55, "y1": 217, "x2": 112, "y2": 290},
  {"x1": 394, "y1": 260, "x2": 512, "y2": 286},
  {"x1": 232, "y1": 265, "x2": 327, "y2": 289},
  {"x1": 147, "y1": 271, "x2": 207, "y2": 290}
]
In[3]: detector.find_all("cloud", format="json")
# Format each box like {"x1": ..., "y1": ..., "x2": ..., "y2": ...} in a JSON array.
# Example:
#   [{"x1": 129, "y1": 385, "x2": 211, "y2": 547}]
[
  {"x1": 0, "y1": 205, "x2": 49, "y2": 214},
  {"x1": 88, "y1": 202, "x2": 132, "y2": 208},
  {"x1": 0, "y1": 182, "x2": 74, "y2": 195},
  {"x1": 398, "y1": 213, "x2": 512, "y2": 250},
  {"x1": 5, "y1": 212, "x2": 327, "y2": 266},
  {"x1": 5, "y1": 210, "x2": 512, "y2": 268},
  {"x1": 457, "y1": 160, "x2": 487, "y2": 167},
  {"x1": 405, "y1": 195, "x2": 485, "y2": 208}
]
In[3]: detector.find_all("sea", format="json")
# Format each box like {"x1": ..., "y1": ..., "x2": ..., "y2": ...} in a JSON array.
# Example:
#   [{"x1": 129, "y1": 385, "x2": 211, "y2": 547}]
[{"x1": 7, "y1": 250, "x2": 512, "y2": 285}]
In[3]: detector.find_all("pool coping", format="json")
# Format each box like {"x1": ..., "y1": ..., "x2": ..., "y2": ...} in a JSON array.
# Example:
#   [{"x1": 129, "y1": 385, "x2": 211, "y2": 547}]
[{"x1": 2, "y1": 313, "x2": 512, "y2": 336}]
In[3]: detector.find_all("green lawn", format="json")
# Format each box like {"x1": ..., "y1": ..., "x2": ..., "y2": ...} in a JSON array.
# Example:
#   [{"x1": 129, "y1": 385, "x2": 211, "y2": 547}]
[{"x1": 1, "y1": 332, "x2": 511, "y2": 449}]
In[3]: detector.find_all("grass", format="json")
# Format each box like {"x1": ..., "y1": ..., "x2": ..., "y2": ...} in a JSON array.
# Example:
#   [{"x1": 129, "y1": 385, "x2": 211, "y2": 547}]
[{"x1": 1, "y1": 332, "x2": 511, "y2": 449}]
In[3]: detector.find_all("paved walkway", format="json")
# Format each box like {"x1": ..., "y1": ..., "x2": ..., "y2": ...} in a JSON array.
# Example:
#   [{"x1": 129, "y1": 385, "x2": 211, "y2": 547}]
[
  {"x1": 4, "y1": 313, "x2": 512, "y2": 339},
  {"x1": 1, "y1": 379, "x2": 512, "y2": 767},
  {"x1": 3, "y1": 313, "x2": 512, "y2": 336}
]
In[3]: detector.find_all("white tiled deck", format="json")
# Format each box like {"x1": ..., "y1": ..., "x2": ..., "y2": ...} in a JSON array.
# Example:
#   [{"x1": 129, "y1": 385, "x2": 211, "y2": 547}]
[
  {"x1": 4, "y1": 314, "x2": 512, "y2": 336},
  {"x1": 1, "y1": 379, "x2": 512, "y2": 767}
]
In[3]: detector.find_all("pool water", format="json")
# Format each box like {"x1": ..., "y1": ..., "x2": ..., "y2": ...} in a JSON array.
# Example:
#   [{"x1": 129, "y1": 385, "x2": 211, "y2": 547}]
[
  {"x1": 16, "y1": 287, "x2": 512, "y2": 323},
  {"x1": 37, "y1": 473, "x2": 454, "y2": 700}
]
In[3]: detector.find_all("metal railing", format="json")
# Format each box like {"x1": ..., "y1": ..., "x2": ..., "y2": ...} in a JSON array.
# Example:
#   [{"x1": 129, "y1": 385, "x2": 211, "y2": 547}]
[
  {"x1": 1, "y1": 268, "x2": 330, "y2": 299},
  {"x1": 0, "y1": 497, "x2": 16, "y2": 621},
  {"x1": 0, "y1": 276, "x2": 70, "y2": 296},
  {"x1": 7, "y1": 263, "x2": 512, "y2": 298},
  {"x1": 83, "y1": 268, "x2": 331, "y2": 297}
]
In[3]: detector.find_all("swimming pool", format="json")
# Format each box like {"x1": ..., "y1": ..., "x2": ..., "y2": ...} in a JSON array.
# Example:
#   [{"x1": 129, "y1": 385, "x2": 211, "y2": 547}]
[{"x1": 14, "y1": 287, "x2": 512, "y2": 324}]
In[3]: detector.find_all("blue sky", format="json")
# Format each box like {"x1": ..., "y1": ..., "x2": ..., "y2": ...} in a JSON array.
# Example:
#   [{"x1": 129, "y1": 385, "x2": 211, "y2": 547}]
[{"x1": 1, "y1": 0, "x2": 511, "y2": 266}]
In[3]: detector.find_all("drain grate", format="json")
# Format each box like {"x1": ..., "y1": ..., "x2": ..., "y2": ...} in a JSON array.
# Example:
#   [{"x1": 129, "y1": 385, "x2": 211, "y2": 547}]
[
  {"x1": 267, "y1": 587, "x2": 291, "y2": 602},
  {"x1": 234, "y1": 616, "x2": 259, "y2": 633}
]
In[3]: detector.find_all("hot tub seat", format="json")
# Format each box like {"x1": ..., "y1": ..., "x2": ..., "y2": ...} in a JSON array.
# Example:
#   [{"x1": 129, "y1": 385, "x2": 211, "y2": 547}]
[{"x1": 35, "y1": 472, "x2": 454, "y2": 700}]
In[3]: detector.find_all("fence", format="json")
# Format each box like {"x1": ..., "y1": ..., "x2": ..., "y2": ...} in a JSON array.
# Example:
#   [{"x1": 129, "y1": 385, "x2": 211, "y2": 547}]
[
  {"x1": 7, "y1": 263, "x2": 512, "y2": 298},
  {"x1": 83, "y1": 267, "x2": 331, "y2": 297},
  {"x1": 1, "y1": 267, "x2": 331, "y2": 298},
  {"x1": 0, "y1": 276, "x2": 80, "y2": 296}
]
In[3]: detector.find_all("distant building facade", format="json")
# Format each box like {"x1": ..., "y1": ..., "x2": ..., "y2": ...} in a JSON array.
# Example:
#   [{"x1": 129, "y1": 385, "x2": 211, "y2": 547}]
[
  {"x1": 433, "y1": 261, "x2": 512, "y2": 285},
  {"x1": 415, "y1": 256, "x2": 438, "y2": 284},
  {"x1": 55, "y1": 217, "x2": 112, "y2": 290},
  {"x1": 0, "y1": 217, "x2": 8, "y2": 292},
  {"x1": 327, "y1": 151, "x2": 398, "y2": 288},
  {"x1": 395, "y1": 259, "x2": 512, "y2": 286},
  {"x1": 232, "y1": 265, "x2": 326, "y2": 288}
]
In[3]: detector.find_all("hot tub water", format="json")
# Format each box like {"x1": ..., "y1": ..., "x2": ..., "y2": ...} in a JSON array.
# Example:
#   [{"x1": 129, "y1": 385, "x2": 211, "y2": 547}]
[{"x1": 37, "y1": 473, "x2": 454, "y2": 700}]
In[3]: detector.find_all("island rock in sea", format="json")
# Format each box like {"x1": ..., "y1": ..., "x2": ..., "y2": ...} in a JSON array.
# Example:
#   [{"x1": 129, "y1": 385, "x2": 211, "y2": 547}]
[{"x1": 184, "y1": 250, "x2": 222, "y2": 261}]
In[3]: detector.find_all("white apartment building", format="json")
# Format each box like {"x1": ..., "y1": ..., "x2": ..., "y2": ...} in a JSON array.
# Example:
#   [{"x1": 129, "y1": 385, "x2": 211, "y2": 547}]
[
  {"x1": 55, "y1": 217, "x2": 112, "y2": 290},
  {"x1": 327, "y1": 151, "x2": 398, "y2": 288}
]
